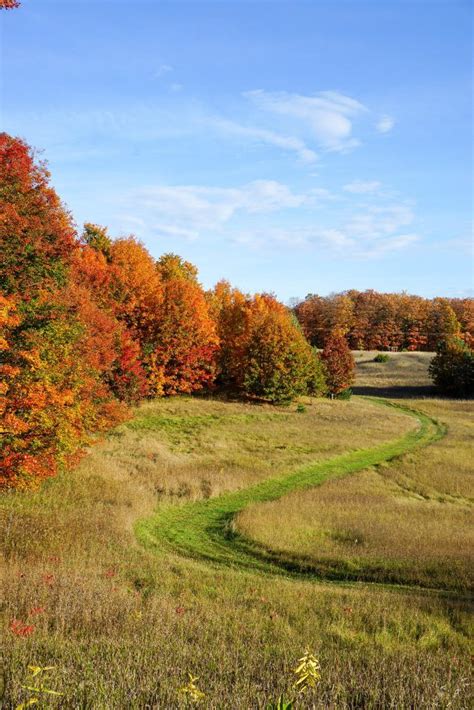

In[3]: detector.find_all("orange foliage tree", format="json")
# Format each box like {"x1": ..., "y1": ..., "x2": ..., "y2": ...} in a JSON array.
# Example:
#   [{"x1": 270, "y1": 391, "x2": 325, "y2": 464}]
[
  {"x1": 154, "y1": 254, "x2": 219, "y2": 395},
  {"x1": 212, "y1": 287, "x2": 326, "y2": 403},
  {"x1": 208, "y1": 280, "x2": 250, "y2": 388},
  {"x1": 0, "y1": 136, "x2": 127, "y2": 488}
]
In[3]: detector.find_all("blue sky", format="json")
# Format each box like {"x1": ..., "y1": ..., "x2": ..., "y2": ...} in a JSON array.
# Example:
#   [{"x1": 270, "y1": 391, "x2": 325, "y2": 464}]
[{"x1": 1, "y1": 0, "x2": 472, "y2": 301}]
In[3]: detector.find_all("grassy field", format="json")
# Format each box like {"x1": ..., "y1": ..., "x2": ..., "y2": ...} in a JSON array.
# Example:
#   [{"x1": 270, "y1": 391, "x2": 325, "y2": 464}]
[
  {"x1": 1, "y1": 354, "x2": 473, "y2": 708},
  {"x1": 352, "y1": 350, "x2": 435, "y2": 397},
  {"x1": 236, "y1": 398, "x2": 473, "y2": 591}
]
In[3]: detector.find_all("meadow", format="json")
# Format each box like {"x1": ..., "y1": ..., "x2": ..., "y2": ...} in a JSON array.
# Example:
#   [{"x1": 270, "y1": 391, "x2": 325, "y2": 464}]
[{"x1": 1, "y1": 353, "x2": 473, "y2": 708}]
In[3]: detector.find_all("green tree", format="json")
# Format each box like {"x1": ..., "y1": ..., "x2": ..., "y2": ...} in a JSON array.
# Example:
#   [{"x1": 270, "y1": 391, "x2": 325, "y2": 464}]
[{"x1": 429, "y1": 338, "x2": 474, "y2": 398}]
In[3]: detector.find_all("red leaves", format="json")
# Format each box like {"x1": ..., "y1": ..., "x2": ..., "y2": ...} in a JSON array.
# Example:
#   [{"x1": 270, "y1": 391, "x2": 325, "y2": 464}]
[
  {"x1": 0, "y1": 1, "x2": 21, "y2": 9},
  {"x1": 10, "y1": 620, "x2": 35, "y2": 638},
  {"x1": 321, "y1": 332, "x2": 355, "y2": 396}
]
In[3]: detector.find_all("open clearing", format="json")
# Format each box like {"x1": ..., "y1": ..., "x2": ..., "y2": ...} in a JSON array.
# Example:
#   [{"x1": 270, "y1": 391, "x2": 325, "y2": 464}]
[
  {"x1": 236, "y1": 398, "x2": 473, "y2": 591},
  {"x1": 1, "y1": 353, "x2": 473, "y2": 708},
  {"x1": 352, "y1": 350, "x2": 435, "y2": 397}
]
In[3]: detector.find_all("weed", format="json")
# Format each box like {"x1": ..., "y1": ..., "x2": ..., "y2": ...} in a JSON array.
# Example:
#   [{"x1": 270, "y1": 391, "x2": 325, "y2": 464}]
[{"x1": 373, "y1": 353, "x2": 390, "y2": 363}]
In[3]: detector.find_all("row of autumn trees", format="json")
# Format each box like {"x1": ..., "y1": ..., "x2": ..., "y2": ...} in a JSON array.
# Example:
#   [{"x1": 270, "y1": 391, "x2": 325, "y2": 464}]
[
  {"x1": 2, "y1": 134, "x2": 354, "y2": 489},
  {"x1": 294, "y1": 291, "x2": 473, "y2": 352}
]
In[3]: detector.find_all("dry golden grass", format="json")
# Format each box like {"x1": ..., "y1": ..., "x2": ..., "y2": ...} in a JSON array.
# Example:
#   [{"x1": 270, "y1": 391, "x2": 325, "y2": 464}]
[
  {"x1": 236, "y1": 399, "x2": 473, "y2": 590},
  {"x1": 1, "y1": 389, "x2": 472, "y2": 707},
  {"x1": 81, "y1": 394, "x2": 415, "y2": 501},
  {"x1": 353, "y1": 350, "x2": 434, "y2": 396}
]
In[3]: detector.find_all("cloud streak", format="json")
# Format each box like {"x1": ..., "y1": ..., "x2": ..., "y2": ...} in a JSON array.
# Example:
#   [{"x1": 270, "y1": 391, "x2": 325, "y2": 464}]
[
  {"x1": 244, "y1": 89, "x2": 368, "y2": 152},
  {"x1": 343, "y1": 180, "x2": 382, "y2": 194},
  {"x1": 376, "y1": 115, "x2": 395, "y2": 133},
  {"x1": 209, "y1": 117, "x2": 318, "y2": 163},
  {"x1": 118, "y1": 180, "x2": 329, "y2": 238}
]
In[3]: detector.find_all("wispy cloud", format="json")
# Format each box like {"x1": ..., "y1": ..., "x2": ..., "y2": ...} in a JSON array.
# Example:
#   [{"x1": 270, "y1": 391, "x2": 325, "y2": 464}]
[
  {"x1": 116, "y1": 180, "x2": 329, "y2": 239},
  {"x1": 244, "y1": 89, "x2": 368, "y2": 153},
  {"x1": 155, "y1": 64, "x2": 173, "y2": 77},
  {"x1": 343, "y1": 180, "x2": 382, "y2": 194},
  {"x1": 376, "y1": 114, "x2": 395, "y2": 133},
  {"x1": 209, "y1": 117, "x2": 318, "y2": 163},
  {"x1": 112, "y1": 176, "x2": 418, "y2": 261},
  {"x1": 231, "y1": 198, "x2": 418, "y2": 258}
]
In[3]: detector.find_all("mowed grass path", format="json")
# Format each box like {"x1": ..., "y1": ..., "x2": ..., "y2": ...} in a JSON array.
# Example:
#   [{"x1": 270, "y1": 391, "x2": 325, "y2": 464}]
[{"x1": 137, "y1": 398, "x2": 447, "y2": 590}]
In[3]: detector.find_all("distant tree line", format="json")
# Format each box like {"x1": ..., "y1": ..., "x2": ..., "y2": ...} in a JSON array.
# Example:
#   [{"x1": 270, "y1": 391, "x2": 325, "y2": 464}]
[{"x1": 294, "y1": 291, "x2": 473, "y2": 352}]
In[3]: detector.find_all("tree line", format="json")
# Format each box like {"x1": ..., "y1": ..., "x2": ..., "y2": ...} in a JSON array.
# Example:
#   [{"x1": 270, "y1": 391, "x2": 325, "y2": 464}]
[{"x1": 294, "y1": 291, "x2": 473, "y2": 352}]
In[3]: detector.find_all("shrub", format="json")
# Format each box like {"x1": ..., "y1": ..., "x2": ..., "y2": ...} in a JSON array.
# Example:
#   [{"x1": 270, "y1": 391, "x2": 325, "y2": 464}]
[
  {"x1": 429, "y1": 338, "x2": 474, "y2": 397},
  {"x1": 335, "y1": 387, "x2": 352, "y2": 400},
  {"x1": 373, "y1": 353, "x2": 390, "y2": 363}
]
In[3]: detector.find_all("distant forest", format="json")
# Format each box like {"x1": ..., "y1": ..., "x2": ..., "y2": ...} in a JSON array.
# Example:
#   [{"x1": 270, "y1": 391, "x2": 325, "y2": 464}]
[{"x1": 294, "y1": 291, "x2": 472, "y2": 351}]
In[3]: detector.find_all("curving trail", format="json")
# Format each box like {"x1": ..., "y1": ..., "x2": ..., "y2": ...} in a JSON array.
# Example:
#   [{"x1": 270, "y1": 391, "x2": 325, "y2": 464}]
[{"x1": 136, "y1": 397, "x2": 447, "y2": 592}]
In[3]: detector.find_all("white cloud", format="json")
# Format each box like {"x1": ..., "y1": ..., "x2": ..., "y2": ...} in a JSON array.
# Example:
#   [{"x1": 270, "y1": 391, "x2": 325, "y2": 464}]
[
  {"x1": 112, "y1": 175, "x2": 417, "y2": 260},
  {"x1": 120, "y1": 180, "x2": 327, "y2": 239},
  {"x1": 232, "y1": 202, "x2": 418, "y2": 258},
  {"x1": 345, "y1": 204, "x2": 414, "y2": 240},
  {"x1": 244, "y1": 89, "x2": 368, "y2": 153},
  {"x1": 376, "y1": 115, "x2": 395, "y2": 133},
  {"x1": 343, "y1": 180, "x2": 382, "y2": 194},
  {"x1": 155, "y1": 64, "x2": 173, "y2": 77},
  {"x1": 209, "y1": 117, "x2": 318, "y2": 163}
]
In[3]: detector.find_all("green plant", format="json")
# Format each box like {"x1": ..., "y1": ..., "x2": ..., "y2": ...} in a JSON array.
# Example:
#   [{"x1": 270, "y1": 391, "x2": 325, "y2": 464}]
[
  {"x1": 429, "y1": 337, "x2": 474, "y2": 397},
  {"x1": 266, "y1": 696, "x2": 294, "y2": 709},
  {"x1": 335, "y1": 387, "x2": 352, "y2": 400},
  {"x1": 373, "y1": 353, "x2": 390, "y2": 363}
]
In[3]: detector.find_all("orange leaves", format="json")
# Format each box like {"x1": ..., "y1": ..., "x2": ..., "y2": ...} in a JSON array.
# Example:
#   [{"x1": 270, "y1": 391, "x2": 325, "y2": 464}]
[
  {"x1": 212, "y1": 287, "x2": 326, "y2": 403},
  {"x1": 153, "y1": 260, "x2": 219, "y2": 395},
  {"x1": 109, "y1": 237, "x2": 164, "y2": 339},
  {"x1": 295, "y1": 290, "x2": 471, "y2": 352},
  {"x1": 0, "y1": 1, "x2": 21, "y2": 10}
]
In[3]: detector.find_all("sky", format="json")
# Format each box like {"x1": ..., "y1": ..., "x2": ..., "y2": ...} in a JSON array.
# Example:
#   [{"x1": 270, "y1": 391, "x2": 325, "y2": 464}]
[{"x1": 1, "y1": 0, "x2": 472, "y2": 302}]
